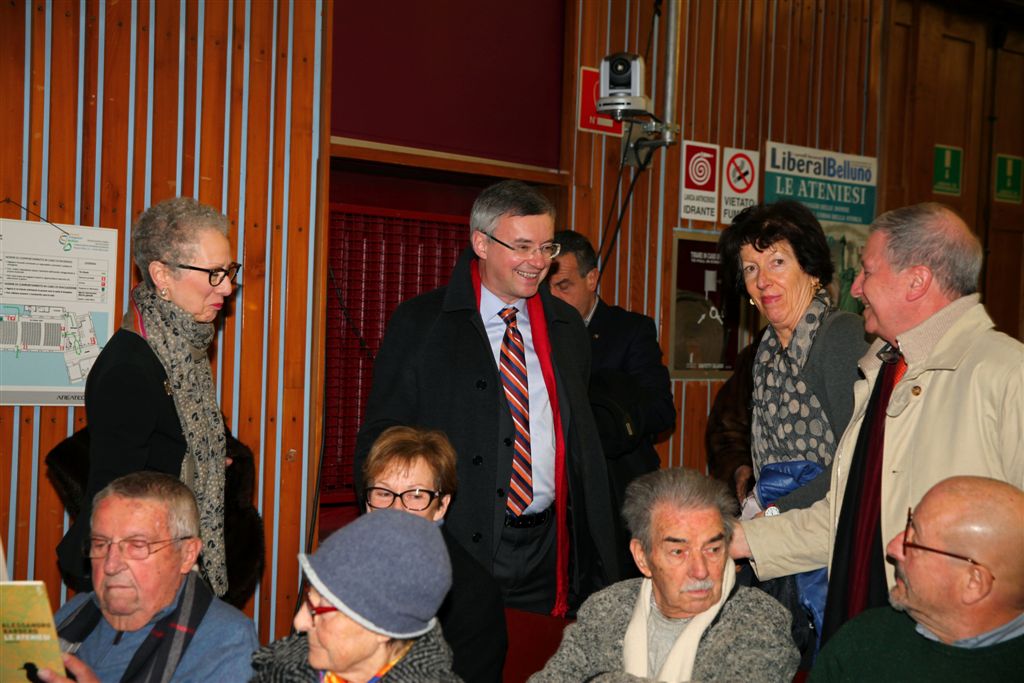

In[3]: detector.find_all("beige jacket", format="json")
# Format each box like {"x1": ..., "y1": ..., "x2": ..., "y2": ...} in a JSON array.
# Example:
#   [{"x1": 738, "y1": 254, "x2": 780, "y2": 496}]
[{"x1": 744, "y1": 297, "x2": 1024, "y2": 587}]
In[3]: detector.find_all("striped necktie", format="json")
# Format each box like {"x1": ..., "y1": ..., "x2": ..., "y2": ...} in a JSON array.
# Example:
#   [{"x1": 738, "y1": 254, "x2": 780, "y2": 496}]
[{"x1": 499, "y1": 306, "x2": 533, "y2": 515}]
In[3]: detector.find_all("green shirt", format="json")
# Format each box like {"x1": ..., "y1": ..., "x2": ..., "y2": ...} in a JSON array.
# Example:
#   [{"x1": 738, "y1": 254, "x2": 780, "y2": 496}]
[{"x1": 810, "y1": 607, "x2": 1024, "y2": 682}]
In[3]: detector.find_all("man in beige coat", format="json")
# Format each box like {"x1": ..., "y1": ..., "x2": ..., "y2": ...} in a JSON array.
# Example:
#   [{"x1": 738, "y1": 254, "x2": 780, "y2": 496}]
[{"x1": 730, "y1": 202, "x2": 1024, "y2": 644}]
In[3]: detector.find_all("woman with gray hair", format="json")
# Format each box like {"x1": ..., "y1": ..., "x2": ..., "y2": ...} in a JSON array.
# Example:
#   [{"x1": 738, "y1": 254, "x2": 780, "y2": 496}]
[
  {"x1": 57, "y1": 197, "x2": 240, "y2": 598},
  {"x1": 251, "y1": 510, "x2": 460, "y2": 682}
]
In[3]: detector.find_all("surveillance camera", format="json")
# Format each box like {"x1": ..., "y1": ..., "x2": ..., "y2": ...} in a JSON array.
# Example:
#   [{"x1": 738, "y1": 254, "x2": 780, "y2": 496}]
[{"x1": 597, "y1": 52, "x2": 651, "y2": 118}]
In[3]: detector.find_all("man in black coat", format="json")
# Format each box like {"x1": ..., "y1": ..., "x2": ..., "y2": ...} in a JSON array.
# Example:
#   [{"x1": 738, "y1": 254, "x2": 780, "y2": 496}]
[
  {"x1": 354, "y1": 181, "x2": 619, "y2": 616},
  {"x1": 549, "y1": 230, "x2": 676, "y2": 576}
]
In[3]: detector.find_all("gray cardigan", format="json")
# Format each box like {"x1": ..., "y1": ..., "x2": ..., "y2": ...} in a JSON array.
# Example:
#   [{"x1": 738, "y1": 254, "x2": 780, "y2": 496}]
[{"x1": 528, "y1": 578, "x2": 799, "y2": 683}]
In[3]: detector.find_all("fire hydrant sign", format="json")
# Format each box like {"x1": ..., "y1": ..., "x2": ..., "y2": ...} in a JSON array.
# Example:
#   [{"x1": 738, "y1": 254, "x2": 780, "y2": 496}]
[
  {"x1": 721, "y1": 148, "x2": 760, "y2": 223},
  {"x1": 577, "y1": 67, "x2": 623, "y2": 137},
  {"x1": 681, "y1": 141, "x2": 720, "y2": 222}
]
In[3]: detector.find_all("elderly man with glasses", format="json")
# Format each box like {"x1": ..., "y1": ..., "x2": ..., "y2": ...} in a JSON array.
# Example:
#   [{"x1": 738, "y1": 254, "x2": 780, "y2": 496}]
[
  {"x1": 355, "y1": 180, "x2": 619, "y2": 617},
  {"x1": 809, "y1": 476, "x2": 1024, "y2": 681},
  {"x1": 39, "y1": 472, "x2": 257, "y2": 683}
]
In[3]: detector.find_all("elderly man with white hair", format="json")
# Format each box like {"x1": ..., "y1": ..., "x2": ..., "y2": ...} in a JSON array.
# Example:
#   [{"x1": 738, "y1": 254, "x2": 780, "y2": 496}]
[
  {"x1": 40, "y1": 472, "x2": 257, "y2": 683},
  {"x1": 530, "y1": 468, "x2": 798, "y2": 682}
]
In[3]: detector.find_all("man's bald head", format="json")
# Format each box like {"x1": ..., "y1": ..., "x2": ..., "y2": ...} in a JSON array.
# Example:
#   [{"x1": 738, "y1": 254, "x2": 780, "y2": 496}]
[
  {"x1": 888, "y1": 476, "x2": 1024, "y2": 642},
  {"x1": 926, "y1": 476, "x2": 1024, "y2": 605}
]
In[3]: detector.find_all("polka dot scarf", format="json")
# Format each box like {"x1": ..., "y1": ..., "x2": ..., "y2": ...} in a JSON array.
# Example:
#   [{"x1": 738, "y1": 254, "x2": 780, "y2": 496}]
[{"x1": 750, "y1": 292, "x2": 836, "y2": 474}]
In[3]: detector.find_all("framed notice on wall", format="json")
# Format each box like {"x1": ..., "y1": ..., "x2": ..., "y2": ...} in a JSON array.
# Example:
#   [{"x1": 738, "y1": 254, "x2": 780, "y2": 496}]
[{"x1": 670, "y1": 234, "x2": 748, "y2": 378}]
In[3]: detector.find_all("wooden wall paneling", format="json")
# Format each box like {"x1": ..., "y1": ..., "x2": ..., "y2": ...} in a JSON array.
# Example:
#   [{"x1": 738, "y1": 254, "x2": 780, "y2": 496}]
[
  {"x1": 274, "y1": 0, "x2": 316, "y2": 643},
  {"x1": 255, "y1": 3, "x2": 284, "y2": 643},
  {"x1": 99, "y1": 0, "x2": 131, "y2": 274},
  {"x1": 236, "y1": 0, "x2": 274, "y2": 452},
  {"x1": 880, "y1": 0, "x2": 912, "y2": 208},
  {"x1": 129, "y1": 0, "x2": 151, "y2": 226},
  {"x1": 34, "y1": 0, "x2": 82, "y2": 608},
  {"x1": 151, "y1": 0, "x2": 181, "y2": 203},
  {"x1": 983, "y1": 30, "x2": 1024, "y2": 339},
  {"x1": 681, "y1": 382, "x2": 710, "y2": 471},
  {"x1": 746, "y1": 0, "x2": 768, "y2": 150},
  {"x1": 818, "y1": 0, "x2": 840, "y2": 150},
  {"x1": 180, "y1": 1, "x2": 199, "y2": 199},
  {"x1": 792, "y1": 0, "x2": 816, "y2": 147},
  {"x1": 716, "y1": 0, "x2": 742, "y2": 152},
  {"x1": 4, "y1": 0, "x2": 328, "y2": 639},
  {"x1": 197, "y1": 1, "x2": 230, "y2": 209}
]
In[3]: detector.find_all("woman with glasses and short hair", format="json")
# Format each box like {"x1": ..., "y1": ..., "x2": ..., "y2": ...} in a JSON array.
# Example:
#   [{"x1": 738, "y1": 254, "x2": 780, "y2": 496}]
[
  {"x1": 361, "y1": 426, "x2": 508, "y2": 682},
  {"x1": 251, "y1": 510, "x2": 460, "y2": 682},
  {"x1": 58, "y1": 197, "x2": 240, "y2": 599}
]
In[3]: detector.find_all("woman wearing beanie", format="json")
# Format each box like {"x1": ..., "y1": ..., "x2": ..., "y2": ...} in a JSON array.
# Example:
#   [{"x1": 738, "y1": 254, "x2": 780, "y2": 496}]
[
  {"x1": 362, "y1": 426, "x2": 507, "y2": 682},
  {"x1": 250, "y1": 510, "x2": 461, "y2": 683}
]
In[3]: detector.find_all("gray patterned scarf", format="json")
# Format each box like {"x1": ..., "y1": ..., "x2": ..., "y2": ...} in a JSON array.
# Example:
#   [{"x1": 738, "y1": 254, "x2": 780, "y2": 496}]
[
  {"x1": 750, "y1": 292, "x2": 836, "y2": 473},
  {"x1": 128, "y1": 283, "x2": 228, "y2": 596}
]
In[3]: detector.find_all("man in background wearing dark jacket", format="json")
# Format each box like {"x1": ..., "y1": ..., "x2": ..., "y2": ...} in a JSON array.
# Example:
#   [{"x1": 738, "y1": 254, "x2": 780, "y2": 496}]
[{"x1": 550, "y1": 230, "x2": 676, "y2": 576}]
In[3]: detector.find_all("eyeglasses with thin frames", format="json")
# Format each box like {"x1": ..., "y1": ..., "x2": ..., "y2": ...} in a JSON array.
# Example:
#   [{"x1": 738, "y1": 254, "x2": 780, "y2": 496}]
[
  {"x1": 364, "y1": 486, "x2": 441, "y2": 512},
  {"x1": 487, "y1": 234, "x2": 561, "y2": 260},
  {"x1": 86, "y1": 536, "x2": 194, "y2": 560},
  {"x1": 166, "y1": 261, "x2": 242, "y2": 287},
  {"x1": 902, "y1": 508, "x2": 994, "y2": 580}
]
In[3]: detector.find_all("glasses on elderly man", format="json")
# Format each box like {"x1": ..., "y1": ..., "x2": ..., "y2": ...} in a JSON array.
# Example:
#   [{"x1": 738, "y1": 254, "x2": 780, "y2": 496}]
[
  {"x1": 902, "y1": 508, "x2": 994, "y2": 580},
  {"x1": 166, "y1": 261, "x2": 242, "y2": 286},
  {"x1": 87, "y1": 536, "x2": 194, "y2": 560},
  {"x1": 365, "y1": 486, "x2": 441, "y2": 512},
  {"x1": 487, "y1": 233, "x2": 561, "y2": 260}
]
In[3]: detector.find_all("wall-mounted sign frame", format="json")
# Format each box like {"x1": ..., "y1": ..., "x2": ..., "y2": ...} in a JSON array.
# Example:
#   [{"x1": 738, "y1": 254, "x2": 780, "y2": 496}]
[{"x1": 670, "y1": 232, "x2": 751, "y2": 378}]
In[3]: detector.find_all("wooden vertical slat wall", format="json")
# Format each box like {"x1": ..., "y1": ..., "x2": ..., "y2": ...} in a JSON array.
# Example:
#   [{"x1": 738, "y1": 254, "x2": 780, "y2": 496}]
[
  {"x1": 563, "y1": 0, "x2": 884, "y2": 471},
  {"x1": 0, "y1": 0, "x2": 329, "y2": 642}
]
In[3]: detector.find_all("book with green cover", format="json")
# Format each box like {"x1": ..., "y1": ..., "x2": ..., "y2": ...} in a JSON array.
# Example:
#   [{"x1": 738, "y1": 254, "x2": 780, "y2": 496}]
[{"x1": 1, "y1": 581, "x2": 64, "y2": 681}]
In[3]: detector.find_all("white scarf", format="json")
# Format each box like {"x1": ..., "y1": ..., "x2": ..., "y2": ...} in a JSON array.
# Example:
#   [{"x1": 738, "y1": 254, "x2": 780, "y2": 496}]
[{"x1": 622, "y1": 557, "x2": 736, "y2": 682}]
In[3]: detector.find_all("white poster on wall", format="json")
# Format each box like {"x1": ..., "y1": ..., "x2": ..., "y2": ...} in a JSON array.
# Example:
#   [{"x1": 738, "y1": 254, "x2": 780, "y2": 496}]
[
  {"x1": 721, "y1": 148, "x2": 760, "y2": 223},
  {"x1": 0, "y1": 219, "x2": 118, "y2": 406},
  {"x1": 680, "y1": 141, "x2": 720, "y2": 222}
]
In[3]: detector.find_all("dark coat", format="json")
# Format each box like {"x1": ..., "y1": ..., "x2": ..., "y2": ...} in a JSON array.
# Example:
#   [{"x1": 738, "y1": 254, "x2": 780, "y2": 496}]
[
  {"x1": 586, "y1": 300, "x2": 676, "y2": 576},
  {"x1": 440, "y1": 528, "x2": 507, "y2": 683},
  {"x1": 56, "y1": 329, "x2": 187, "y2": 589},
  {"x1": 354, "y1": 248, "x2": 619, "y2": 608},
  {"x1": 587, "y1": 299, "x2": 675, "y2": 485},
  {"x1": 50, "y1": 329, "x2": 264, "y2": 608}
]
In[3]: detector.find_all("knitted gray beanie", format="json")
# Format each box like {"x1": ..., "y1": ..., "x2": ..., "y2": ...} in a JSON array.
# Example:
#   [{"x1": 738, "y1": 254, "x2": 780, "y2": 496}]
[{"x1": 298, "y1": 509, "x2": 452, "y2": 639}]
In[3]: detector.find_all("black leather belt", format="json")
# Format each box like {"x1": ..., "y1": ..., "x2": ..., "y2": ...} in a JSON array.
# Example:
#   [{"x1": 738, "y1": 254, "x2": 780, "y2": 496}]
[{"x1": 504, "y1": 507, "x2": 552, "y2": 529}]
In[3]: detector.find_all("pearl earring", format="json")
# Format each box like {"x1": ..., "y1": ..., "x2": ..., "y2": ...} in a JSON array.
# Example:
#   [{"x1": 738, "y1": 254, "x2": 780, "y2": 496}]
[
  {"x1": 160, "y1": 288, "x2": 169, "y2": 299},
  {"x1": 749, "y1": 298, "x2": 755, "y2": 306}
]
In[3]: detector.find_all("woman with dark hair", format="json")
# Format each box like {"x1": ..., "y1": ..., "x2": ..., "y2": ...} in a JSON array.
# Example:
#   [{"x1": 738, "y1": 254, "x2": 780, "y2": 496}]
[
  {"x1": 717, "y1": 201, "x2": 868, "y2": 656},
  {"x1": 57, "y1": 197, "x2": 240, "y2": 597}
]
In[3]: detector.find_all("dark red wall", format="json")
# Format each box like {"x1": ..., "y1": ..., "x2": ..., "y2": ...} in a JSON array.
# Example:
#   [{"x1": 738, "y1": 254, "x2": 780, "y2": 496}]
[{"x1": 333, "y1": 0, "x2": 566, "y2": 169}]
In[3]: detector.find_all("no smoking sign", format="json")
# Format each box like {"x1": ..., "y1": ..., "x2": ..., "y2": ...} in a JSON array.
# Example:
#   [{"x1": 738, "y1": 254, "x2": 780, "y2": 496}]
[{"x1": 721, "y1": 148, "x2": 760, "y2": 223}]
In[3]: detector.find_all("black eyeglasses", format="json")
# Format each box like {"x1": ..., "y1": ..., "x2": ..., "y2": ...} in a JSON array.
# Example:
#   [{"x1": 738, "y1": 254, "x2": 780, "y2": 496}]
[
  {"x1": 86, "y1": 535, "x2": 194, "y2": 560},
  {"x1": 487, "y1": 234, "x2": 561, "y2": 260},
  {"x1": 902, "y1": 508, "x2": 994, "y2": 580},
  {"x1": 167, "y1": 261, "x2": 242, "y2": 286},
  {"x1": 365, "y1": 486, "x2": 441, "y2": 512}
]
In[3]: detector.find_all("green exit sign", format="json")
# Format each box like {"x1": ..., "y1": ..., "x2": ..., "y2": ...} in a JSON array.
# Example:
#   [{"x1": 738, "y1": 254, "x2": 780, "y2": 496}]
[
  {"x1": 994, "y1": 154, "x2": 1022, "y2": 204},
  {"x1": 933, "y1": 145, "x2": 963, "y2": 196}
]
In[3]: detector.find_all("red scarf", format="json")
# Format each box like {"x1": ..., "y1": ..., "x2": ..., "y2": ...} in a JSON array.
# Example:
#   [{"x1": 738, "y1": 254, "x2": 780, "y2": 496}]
[{"x1": 471, "y1": 260, "x2": 570, "y2": 616}]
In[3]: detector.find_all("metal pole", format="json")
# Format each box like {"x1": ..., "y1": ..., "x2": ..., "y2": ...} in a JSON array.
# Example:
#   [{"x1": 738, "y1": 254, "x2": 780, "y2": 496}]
[{"x1": 662, "y1": 0, "x2": 681, "y2": 145}]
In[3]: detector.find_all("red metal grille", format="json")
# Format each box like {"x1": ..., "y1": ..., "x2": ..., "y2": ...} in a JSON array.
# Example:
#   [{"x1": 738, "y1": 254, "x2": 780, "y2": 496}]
[{"x1": 322, "y1": 204, "x2": 468, "y2": 503}]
